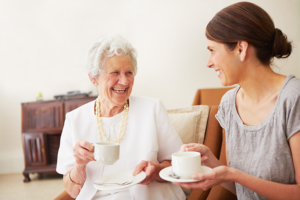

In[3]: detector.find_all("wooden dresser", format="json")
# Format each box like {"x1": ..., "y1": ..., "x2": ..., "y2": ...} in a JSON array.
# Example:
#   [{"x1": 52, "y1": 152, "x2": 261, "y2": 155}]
[{"x1": 21, "y1": 96, "x2": 96, "y2": 182}]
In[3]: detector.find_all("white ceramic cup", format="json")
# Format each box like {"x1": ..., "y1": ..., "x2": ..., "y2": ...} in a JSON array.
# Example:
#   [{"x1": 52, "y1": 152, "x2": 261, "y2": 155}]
[
  {"x1": 172, "y1": 152, "x2": 201, "y2": 179},
  {"x1": 93, "y1": 142, "x2": 120, "y2": 165}
]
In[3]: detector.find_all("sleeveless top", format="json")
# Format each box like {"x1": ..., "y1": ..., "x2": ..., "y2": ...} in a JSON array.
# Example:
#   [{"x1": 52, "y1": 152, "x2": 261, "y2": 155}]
[{"x1": 215, "y1": 75, "x2": 300, "y2": 200}]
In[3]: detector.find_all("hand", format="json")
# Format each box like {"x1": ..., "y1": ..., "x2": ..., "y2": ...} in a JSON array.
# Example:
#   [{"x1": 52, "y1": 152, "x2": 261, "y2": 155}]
[
  {"x1": 180, "y1": 143, "x2": 210, "y2": 163},
  {"x1": 132, "y1": 160, "x2": 164, "y2": 185},
  {"x1": 73, "y1": 140, "x2": 95, "y2": 166},
  {"x1": 173, "y1": 166, "x2": 232, "y2": 190}
]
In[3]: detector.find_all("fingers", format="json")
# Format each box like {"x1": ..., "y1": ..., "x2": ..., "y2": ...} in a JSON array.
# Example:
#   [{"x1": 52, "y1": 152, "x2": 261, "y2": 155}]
[
  {"x1": 78, "y1": 147, "x2": 94, "y2": 161},
  {"x1": 201, "y1": 156, "x2": 208, "y2": 163},
  {"x1": 180, "y1": 143, "x2": 206, "y2": 153},
  {"x1": 180, "y1": 143, "x2": 198, "y2": 152},
  {"x1": 79, "y1": 140, "x2": 94, "y2": 152},
  {"x1": 133, "y1": 161, "x2": 158, "y2": 185},
  {"x1": 175, "y1": 170, "x2": 221, "y2": 190},
  {"x1": 140, "y1": 163, "x2": 156, "y2": 185},
  {"x1": 175, "y1": 180, "x2": 213, "y2": 190},
  {"x1": 173, "y1": 181, "x2": 204, "y2": 189},
  {"x1": 73, "y1": 140, "x2": 95, "y2": 165},
  {"x1": 185, "y1": 144, "x2": 202, "y2": 152},
  {"x1": 133, "y1": 161, "x2": 148, "y2": 176}
]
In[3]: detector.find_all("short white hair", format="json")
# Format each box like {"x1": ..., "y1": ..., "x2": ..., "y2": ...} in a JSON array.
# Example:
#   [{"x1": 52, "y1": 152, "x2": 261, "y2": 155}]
[{"x1": 85, "y1": 35, "x2": 138, "y2": 78}]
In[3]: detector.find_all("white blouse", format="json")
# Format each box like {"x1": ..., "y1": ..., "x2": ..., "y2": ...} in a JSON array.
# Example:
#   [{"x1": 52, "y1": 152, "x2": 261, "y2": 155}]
[
  {"x1": 91, "y1": 111, "x2": 131, "y2": 199},
  {"x1": 56, "y1": 95, "x2": 185, "y2": 200}
]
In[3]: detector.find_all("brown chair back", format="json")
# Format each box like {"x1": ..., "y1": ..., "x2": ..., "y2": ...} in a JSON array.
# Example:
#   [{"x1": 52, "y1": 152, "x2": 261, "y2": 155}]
[
  {"x1": 188, "y1": 87, "x2": 237, "y2": 200},
  {"x1": 192, "y1": 87, "x2": 234, "y2": 106},
  {"x1": 188, "y1": 106, "x2": 223, "y2": 200}
]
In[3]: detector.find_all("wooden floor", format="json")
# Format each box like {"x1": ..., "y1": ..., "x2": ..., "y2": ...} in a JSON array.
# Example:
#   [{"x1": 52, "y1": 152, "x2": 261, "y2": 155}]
[{"x1": 0, "y1": 173, "x2": 64, "y2": 200}]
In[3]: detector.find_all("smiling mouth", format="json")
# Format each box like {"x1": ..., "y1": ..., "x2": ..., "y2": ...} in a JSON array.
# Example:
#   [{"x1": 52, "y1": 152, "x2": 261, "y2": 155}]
[{"x1": 112, "y1": 88, "x2": 127, "y2": 93}]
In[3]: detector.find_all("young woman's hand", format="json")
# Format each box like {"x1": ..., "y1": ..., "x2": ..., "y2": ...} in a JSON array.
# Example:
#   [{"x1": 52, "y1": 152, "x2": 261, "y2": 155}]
[
  {"x1": 180, "y1": 143, "x2": 211, "y2": 163},
  {"x1": 174, "y1": 166, "x2": 233, "y2": 190}
]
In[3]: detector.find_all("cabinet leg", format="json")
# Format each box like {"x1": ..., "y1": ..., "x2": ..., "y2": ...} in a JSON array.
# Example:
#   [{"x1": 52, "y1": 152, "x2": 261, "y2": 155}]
[{"x1": 23, "y1": 172, "x2": 31, "y2": 182}]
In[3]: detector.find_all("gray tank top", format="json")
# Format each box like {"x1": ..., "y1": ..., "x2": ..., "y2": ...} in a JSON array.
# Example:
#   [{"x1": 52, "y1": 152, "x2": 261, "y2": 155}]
[{"x1": 216, "y1": 75, "x2": 300, "y2": 200}]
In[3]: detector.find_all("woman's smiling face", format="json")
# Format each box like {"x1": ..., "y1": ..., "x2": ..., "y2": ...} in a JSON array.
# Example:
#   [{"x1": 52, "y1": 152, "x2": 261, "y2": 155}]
[
  {"x1": 96, "y1": 55, "x2": 134, "y2": 107},
  {"x1": 206, "y1": 40, "x2": 242, "y2": 86}
]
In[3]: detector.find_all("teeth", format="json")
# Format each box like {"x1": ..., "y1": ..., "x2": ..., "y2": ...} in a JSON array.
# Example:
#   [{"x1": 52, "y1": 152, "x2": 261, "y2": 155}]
[
  {"x1": 217, "y1": 70, "x2": 220, "y2": 75},
  {"x1": 113, "y1": 88, "x2": 126, "y2": 93}
]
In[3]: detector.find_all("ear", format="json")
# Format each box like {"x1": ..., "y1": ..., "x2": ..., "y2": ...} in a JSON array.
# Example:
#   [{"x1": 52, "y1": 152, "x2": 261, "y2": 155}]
[
  {"x1": 88, "y1": 74, "x2": 98, "y2": 86},
  {"x1": 236, "y1": 41, "x2": 248, "y2": 62}
]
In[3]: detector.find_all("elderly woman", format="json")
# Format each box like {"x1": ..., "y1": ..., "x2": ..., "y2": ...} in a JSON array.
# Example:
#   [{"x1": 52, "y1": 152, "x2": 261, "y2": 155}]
[
  {"x1": 56, "y1": 35, "x2": 185, "y2": 200},
  {"x1": 175, "y1": 2, "x2": 300, "y2": 200}
]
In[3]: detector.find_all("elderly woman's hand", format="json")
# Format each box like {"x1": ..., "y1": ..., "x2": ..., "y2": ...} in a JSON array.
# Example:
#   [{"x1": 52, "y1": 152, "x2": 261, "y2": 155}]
[
  {"x1": 133, "y1": 160, "x2": 171, "y2": 185},
  {"x1": 73, "y1": 140, "x2": 95, "y2": 166},
  {"x1": 173, "y1": 166, "x2": 233, "y2": 190}
]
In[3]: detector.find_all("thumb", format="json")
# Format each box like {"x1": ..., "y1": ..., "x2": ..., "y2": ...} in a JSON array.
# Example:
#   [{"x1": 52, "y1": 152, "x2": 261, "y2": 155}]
[{"x1": 192, "y1": 173, "x2": 202, "y2": 180}]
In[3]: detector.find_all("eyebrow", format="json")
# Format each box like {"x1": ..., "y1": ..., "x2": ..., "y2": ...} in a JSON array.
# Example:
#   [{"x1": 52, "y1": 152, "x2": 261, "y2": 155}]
[{"x1": 207, "y1": 46, "x2": 213, "y2": 50}]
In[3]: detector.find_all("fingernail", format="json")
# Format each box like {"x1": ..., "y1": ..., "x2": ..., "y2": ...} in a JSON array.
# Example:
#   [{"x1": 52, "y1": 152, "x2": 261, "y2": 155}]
[{"x1": 192, "y1": 174, "x2": 198, "y2": 179}]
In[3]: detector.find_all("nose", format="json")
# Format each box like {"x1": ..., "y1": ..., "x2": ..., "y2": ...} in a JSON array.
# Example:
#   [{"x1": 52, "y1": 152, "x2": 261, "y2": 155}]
[
  {"x1": 118, "y1": 73, "x2": 129, "y2": 85},
  {"x1": 206, "y1": 56, "x2": 213, "y2": 68}
]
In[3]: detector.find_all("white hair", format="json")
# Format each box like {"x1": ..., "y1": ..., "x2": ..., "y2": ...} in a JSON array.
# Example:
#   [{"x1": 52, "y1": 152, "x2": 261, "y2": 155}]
[{"x1": 85, "y1": 35, "x2": 138, "y2": 78}]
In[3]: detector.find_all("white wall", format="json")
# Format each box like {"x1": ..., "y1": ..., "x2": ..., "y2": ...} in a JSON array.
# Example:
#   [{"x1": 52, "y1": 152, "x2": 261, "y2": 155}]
[{"x1": 0, "y1": 0, "x2": 299, "y2": 174}]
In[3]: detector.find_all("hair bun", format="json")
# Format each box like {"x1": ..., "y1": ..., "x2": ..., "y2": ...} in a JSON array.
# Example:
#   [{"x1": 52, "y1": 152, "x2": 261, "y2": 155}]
[{"x1": 271, "y1": 28, "x2": 292, "y2": 58}]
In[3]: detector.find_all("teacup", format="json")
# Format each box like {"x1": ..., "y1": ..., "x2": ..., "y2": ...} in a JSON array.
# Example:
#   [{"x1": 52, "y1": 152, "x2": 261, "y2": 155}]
[
  {"x1": 172, "y1": 152, "x2": 201, "y2": 179},
  {"x1": 93, "y1": 142, "x2": 120, "y2": 165}
]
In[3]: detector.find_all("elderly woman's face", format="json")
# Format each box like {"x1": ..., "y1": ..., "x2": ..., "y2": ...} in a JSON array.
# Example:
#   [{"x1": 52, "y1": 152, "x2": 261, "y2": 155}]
[{"x1": 96, "y1": 55, "x2": 134, "y2": 107}]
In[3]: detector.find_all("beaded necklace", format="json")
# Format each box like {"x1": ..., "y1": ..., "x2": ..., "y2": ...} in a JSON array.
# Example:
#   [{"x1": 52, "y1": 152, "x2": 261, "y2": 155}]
[{"x1": 95, "y1": 97, "x2": 129, "y2": 143}]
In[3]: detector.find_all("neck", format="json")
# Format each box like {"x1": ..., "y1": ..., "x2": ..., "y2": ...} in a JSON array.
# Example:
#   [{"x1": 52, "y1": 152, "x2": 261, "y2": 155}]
[
  {"x1": 238, "y1": 65, "x2": 286, "y2": 104},
  {"x1": 98, "y1": 98, "x2": 126, "y2": 117}
]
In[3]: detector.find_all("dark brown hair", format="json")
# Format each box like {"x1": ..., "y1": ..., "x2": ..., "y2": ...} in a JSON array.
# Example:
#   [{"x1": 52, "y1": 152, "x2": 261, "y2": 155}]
[{"x1": 206, "y1": 1, "x2": 292, "y2": 65}]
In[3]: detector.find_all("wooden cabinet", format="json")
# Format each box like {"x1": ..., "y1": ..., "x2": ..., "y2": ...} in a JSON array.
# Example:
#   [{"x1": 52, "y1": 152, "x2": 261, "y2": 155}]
[{"x1": 21, "y1": 97, "x2": 96, "y2": 182}]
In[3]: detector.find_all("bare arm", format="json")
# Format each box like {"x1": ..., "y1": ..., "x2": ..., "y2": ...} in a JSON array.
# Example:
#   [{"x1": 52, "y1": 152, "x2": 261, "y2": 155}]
[
  {"x1": 232, "y1": 131, "x2": 300, "y2": 199},
  {"x1": 63, "y1": 140, "x2": 95, "y2": 198},
  {"x1": 63, "y1": 164, "x2": 86, "y2": 198},
  {"x1": 177, "y1": 131, "x2": 300, "y2": 199}
]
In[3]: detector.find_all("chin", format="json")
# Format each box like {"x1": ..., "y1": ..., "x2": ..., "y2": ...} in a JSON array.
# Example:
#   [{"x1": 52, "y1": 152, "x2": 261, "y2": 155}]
[{"x1": 112, "y1": 97, "x2": 128, "y2": 105}]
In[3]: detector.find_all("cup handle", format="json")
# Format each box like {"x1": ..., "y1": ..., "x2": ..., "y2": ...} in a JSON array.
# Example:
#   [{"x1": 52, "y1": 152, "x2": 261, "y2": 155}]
[{"x1": 91, "y1": 143, "x2": 96, "y2": 155}]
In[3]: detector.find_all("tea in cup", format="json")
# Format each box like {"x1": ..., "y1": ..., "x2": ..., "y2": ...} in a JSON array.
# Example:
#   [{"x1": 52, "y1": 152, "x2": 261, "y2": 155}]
[
  {"x1": 93, "y1": 142, "x2": 120, "y2": 165},
  {"x1": 172, "y1": 152, "x2": 201, "y2": 179}
]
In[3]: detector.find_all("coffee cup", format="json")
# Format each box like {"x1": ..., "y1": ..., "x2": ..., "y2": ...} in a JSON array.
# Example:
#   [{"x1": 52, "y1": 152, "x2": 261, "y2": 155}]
[
  {"x1": 172, "y1": 152, "x2": 201, "y2": 179},
  {"x1": 93, "y1": 142, "x2": 120, "y2": 165}
]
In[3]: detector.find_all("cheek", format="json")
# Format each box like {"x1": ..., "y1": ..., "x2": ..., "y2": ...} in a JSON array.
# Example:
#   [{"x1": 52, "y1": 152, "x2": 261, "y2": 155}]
[
  {"x1": 128, "y1": 77, "x2": 134, "y2": 87},
  {"x1": 212, "y1": 55, "x2": 220, "y2": 66},
  {"x1": 104, "y1": 76, "x2": 118, "y2": 88}
]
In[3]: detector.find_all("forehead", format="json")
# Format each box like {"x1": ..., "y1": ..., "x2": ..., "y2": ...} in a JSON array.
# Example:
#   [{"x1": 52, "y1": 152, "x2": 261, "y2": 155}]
[
  {"x1": 104, "y1": 55, "x2": 133, "y2": 71},
  {"x1": 207, "y1": 39, "x2": 220, "y2": 48},
  {"x1": 207, "y1": 39, "x2": 232, "y2": 52}
]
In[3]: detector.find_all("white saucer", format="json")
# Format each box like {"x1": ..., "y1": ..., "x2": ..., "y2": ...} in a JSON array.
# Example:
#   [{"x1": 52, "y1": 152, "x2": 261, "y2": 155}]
[
  {"x1": 159, "y1": 166, "x2": 212, "y2": 183},
  {"x1": 94, "y1": 170, "x2": 146, "y2": 190}
]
